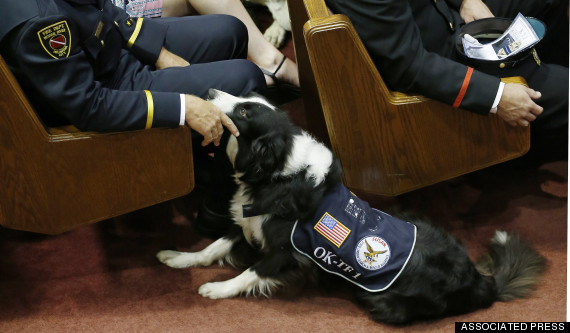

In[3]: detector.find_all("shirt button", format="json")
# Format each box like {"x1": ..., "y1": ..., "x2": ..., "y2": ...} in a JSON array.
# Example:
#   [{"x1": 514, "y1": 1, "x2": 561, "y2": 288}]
[
  {"x1": 499, "y1": 63, "x2": 506, "y2": 69},
  {"x1": 100, "y1": 40, "x2": 105, "y2": 47}
]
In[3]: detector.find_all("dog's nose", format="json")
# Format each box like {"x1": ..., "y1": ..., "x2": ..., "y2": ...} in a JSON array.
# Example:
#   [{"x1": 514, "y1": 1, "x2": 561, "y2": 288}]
[{"x1": 207, "y1": 88, "x2": 217, "y2": 100}]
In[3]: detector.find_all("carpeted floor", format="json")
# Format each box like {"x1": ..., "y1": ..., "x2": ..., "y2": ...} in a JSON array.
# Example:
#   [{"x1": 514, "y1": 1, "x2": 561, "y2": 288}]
[
  {"x1": 0, "y1": 159, "x2": 566, "y2": 332},
  {"x1": 0, "y1": 7, "x2": 567, "y2": 333}
]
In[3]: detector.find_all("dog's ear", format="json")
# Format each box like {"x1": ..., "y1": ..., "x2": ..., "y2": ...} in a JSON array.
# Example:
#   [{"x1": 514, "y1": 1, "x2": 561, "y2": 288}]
[{"x1": 250, "y1": 131, "x2": 287, "y2": 173}]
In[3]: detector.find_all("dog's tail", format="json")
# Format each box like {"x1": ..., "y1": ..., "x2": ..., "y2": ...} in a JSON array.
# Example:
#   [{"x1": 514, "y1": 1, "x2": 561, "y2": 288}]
[{"x1": 475, "y1": 231, "x2": 546, "y2": 302}]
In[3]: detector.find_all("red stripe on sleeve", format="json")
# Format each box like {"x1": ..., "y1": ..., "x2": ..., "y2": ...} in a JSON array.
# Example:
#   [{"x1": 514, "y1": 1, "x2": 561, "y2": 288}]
[{"x1": 452, "y1": 67, "x2": 474, "y2": 108}]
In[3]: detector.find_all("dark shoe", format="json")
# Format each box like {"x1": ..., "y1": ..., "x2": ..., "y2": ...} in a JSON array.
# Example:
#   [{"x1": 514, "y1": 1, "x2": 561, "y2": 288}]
[
  {"x1": 192, "y1": 131, "x2": 237, "y2": 238},
  {"x1": 194, "y1": 197, "x2": 234, "y2": 239}
]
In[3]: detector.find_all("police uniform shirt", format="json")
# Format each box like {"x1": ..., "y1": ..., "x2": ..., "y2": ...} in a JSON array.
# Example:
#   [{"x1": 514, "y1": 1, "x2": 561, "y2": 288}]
[
  {"x1": 0, "y1": 0, "x2": 181, "y2": 132},
  {"x1": 291, "y1": 183, "x2": 416, "y2": 292}
]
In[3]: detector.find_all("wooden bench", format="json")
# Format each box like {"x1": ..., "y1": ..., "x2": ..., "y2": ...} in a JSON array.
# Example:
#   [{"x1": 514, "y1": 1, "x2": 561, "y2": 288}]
[
  {"x1": 0, "y1": 55, "x2": 194, "y2": 234},
  {"x1": 288, "y1": 0, "x2": 530, "y2": 196}
]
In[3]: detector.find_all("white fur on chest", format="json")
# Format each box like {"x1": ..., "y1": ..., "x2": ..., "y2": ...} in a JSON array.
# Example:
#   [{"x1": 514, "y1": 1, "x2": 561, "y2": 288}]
[{"x1": 230, "y1": 184, "x2": 268, "y2": 250}]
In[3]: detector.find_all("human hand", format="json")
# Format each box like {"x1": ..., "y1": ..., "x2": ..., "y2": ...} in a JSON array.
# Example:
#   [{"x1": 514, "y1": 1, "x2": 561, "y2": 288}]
[
  {"x1": 155, "y1": 47, "x2": 190, "y2": 70},
  {"x1": 459, "y1": 0, "x2": 494, "y2": 23},
  {"x1": 184, "y1": 95, "x2": 240, "y2": 146},
  {"x1": 496, "y1": 83, "x2": 543, "y2": 127}
]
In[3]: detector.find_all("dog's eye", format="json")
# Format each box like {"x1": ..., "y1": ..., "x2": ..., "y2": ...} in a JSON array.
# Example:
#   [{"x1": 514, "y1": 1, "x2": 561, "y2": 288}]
[{"x1": 239, "y1": 108, "x2": 247, "y2": 117}]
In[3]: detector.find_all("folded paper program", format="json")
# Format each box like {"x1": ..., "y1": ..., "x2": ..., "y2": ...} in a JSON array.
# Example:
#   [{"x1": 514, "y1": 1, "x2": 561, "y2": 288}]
[{"x1": 462, "y1": 13, "x2": 541, "y2": 61}]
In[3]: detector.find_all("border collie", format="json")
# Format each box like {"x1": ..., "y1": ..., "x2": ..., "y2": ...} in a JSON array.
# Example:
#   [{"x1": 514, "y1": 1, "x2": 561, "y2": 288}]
[{"x1": 157, "y1": 90, "x2": 546, "y2": 324}]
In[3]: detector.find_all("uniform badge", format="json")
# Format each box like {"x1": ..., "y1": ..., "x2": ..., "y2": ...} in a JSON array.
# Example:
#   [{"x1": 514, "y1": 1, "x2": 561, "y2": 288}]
[
  {"x1": 37, "y1": 21, "x2": 71, "y2": 59},
  {"x1": 355, "y1": 236, "x2": 390, "y2": 271},
  {"x1": 532, "y1": 48, "x2": 541, "y2": 66}
]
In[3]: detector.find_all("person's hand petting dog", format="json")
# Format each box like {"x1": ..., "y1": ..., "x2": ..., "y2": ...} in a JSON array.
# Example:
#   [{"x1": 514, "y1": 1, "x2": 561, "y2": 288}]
[
  {"x1": 497, "y1": 83, "x2": 543, "y2": 127},
  {"x1": 154, "y1": 47, "x2": 239, "y2": 146},
  {"x1": 155, "y1": 47, "x2": 190, "y2": 69},
  {"x1": 459, "y1": 0, "x2": 494, "y2": 23},
  {"x1": 184, "y1": 95, "x2": 240, "y2": 147}
]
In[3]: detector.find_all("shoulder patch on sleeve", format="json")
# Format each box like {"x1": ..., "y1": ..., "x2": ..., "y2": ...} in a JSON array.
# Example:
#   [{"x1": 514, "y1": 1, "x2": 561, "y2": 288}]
[{"x1": 37, "y1": 20, "x2": 71, "y2": 59}]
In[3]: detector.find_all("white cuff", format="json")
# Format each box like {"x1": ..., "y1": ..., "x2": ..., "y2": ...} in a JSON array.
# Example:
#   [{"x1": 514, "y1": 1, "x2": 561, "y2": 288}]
[
  {"x1": 490, "y1": 82, "x2": 505, "y2": 114},
  {"x1": 179, "y1": 94, "x2": 185, "y2": 126}
]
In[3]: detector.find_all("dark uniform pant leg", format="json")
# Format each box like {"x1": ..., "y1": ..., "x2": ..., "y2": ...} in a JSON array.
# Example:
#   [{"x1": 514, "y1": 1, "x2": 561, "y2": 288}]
[
  {"x1": 148, "y1": 59, "x2": 265, "y2": 99},
  {"x1": 525, "y1": 63, "x2": 569, "y2": 162},
  {"x1": 149, "y1": 14, "x2": 266, "y2": 98},
  {"x1": 115, "y1": 14, "x2": 266, "y2": 98},
  {"x1": 155, "y1": 15, "x2": 249, "y2": 63},
  {"x1": 151, "y1": 15, "x2": 265, "y2": 216},
  {"x1": 491, "y1": 62, "x2": 568, "y2": 163},
  {"x1": 481, "y1": 0, "x2": 569, "y2": 162}
]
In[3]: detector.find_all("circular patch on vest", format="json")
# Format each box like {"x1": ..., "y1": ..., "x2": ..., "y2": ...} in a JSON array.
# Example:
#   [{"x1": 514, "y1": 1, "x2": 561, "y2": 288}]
[{"x1": 355, "y1": 236, "x2": 391, "y2": 270}]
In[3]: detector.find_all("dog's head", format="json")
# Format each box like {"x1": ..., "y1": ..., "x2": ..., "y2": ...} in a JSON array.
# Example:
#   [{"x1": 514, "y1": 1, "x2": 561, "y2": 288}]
[{"x1": 208, "y1": 89, "x2": 300, "y2": 182}]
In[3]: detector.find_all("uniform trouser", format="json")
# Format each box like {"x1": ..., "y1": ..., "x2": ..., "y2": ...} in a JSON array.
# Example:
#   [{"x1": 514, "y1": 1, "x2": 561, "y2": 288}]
[
  {"x1": 497, "y1": 63, "x2": 569, "y2": 162},
  {"x1": 112, "y1": 14, "x2": 266, "y2": 100},
  {"x1": 478, "y1": 0, "x2": 569, "y2": 161},
  {"x1": 111, "y1": 14, "x2": 266, "y2": 190}
]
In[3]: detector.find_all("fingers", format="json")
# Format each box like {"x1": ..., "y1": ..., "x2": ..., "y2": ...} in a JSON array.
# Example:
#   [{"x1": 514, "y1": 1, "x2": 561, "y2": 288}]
[
  {"x1": 526, "y1": 87, "x2": 542, "y2": 100},
  {"x1": 200, "y1": 115, "x2": 233, "y2": 147},
  {"x1": 212, "y1": 127, "x2": 221, "y2": 147},
  {"x1": 511, "y1": 110, "x2": 537, "y2": 127},
  {"x1": 497, "y1": 84, "x2": 545, "y2": 128},
  {"x1": 525, "y1": 87, "x2": 544, "y2": 114},
  {"x1": 185, "y1": 96, "x2": 240, "y2": 146},
  {"x1": 523, "y1": 89, "x2": 543, "y2": 121},
  {"x1": 201, "y1": 128, "x2": 215, "y2": 147},
  {"x1": 221, "y1": 113, "x2": 239, "y2": 137},
  {"x1": 201, "y1": 123, "x2": 222, "y2": 147},
  {"x1": 205, "y1": 113, "x2": 238, "y2": 147},
  {"x1": 210, "y1": 119, "x2": 223, "y2": 146},
  {"x1": 523, "y1": 113, "x2": 536, "y2": 123}
]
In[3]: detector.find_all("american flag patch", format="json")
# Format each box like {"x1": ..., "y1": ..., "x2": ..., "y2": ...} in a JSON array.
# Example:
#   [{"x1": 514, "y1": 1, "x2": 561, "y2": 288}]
[{"x1": 314, "y1": 213, "x2": 351, "y2": 248}]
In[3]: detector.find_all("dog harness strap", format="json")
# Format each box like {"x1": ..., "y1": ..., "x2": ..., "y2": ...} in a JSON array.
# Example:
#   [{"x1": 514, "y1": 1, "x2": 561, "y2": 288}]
[{"x1": 291, "y1": 183, "x2": 416, "y2": 292}]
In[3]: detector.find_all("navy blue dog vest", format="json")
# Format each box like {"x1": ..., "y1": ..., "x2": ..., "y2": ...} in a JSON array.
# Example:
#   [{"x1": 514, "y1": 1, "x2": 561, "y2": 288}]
[{"x1": 291, "y1": 183, "x2": 416, "y2": 292}]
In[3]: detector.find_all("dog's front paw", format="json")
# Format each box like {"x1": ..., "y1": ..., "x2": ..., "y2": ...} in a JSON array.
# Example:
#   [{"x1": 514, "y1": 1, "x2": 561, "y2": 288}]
[
  {"x1": 264, "y1": 21, "x2": 286, "y2": 48},
  {"x1": 198, "y1": 281, "x2": 240, "y2": 299},
  {"x1": 156, "y1": 250, "x2": 199, "y2": 269}
]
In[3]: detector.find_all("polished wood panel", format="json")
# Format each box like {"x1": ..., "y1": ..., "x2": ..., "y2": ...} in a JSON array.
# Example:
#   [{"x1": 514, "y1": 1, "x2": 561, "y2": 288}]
[
  {"x1": 289, "y1": 0, "x2": 331, "y2": 146},
  {"x1": 0, "y1": 56, "x2": 194, "y2": 234},
  {"x1": 288, "y1": 0, "x2": 530, "y2": 196}
]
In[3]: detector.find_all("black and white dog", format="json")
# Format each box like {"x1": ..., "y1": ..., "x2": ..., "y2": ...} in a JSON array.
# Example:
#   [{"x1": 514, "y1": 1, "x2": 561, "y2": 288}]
[{"x1": 157, "y1": 90, "x2": 546, "y2": 324}]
